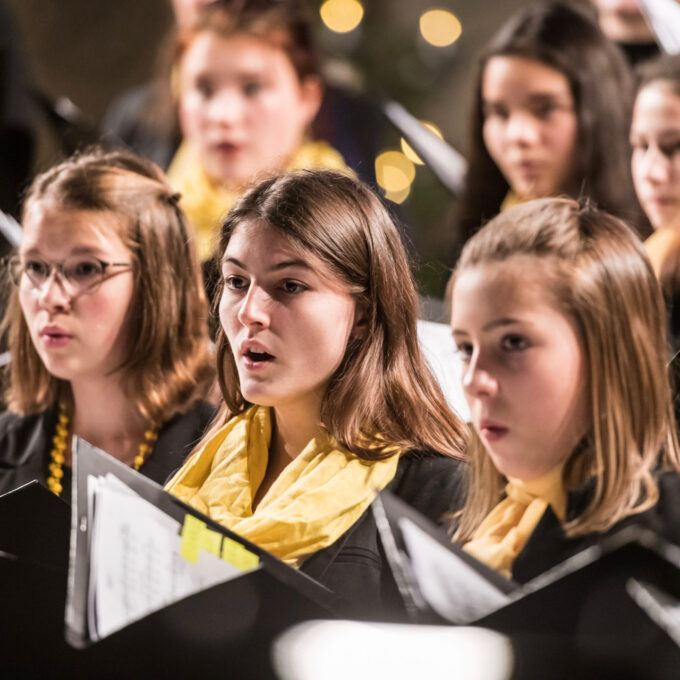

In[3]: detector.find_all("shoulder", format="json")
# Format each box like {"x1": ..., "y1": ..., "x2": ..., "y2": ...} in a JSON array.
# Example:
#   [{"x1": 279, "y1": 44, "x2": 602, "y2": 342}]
[
  {"x1": 144, "y1": 401, "x2": 217, "y2": 485},
  {"x1": 389, "y1": 451, "x2": 468, "y2": 525},
  {"x1": 0, "y1": 409, "x2": 55, "y2": 466}
]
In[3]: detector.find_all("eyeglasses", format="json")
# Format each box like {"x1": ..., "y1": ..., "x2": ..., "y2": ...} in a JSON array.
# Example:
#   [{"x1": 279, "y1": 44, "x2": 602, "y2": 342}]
[{"x1": 8, "y1": 255, "x2": 133, "y2": 295}]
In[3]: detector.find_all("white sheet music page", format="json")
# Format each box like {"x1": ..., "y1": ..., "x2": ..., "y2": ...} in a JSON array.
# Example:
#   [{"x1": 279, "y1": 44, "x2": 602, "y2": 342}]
[
  {"x1": 89, "y1": 473, "x2": 248, "y2": 639},
  {"x1": 400, "y1": 517, "x2": 511, "y2": 624}
]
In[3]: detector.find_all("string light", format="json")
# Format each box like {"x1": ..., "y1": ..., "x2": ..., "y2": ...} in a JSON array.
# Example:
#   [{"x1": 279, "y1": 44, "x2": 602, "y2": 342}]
[
  {"x1": 401, "y1": 121, "x2": 444, "y2": 165},
  {"x1": 320, "y1": 0, "x2": 364, "y2": 34},
  {"x1": 419, "y1": 9, "x2": 462, "y2": 47}
]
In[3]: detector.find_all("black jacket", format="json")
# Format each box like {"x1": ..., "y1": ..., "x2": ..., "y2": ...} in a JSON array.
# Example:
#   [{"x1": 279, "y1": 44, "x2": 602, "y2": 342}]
[
  {"x1": 0, "y1": 401, "x2": 216, "y2": 501},
  {"x1": 301, "y1": 451, "x2": 467, "y2": 620},
  {"x1": 511, "y1": 469, "x2": 680, "y2": 584}
]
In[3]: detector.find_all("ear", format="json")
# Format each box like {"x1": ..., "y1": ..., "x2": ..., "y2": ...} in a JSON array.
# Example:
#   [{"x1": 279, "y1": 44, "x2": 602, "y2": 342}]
[
  {"x1": 298, "y1": 75, "x2": 323, "y2": 126},
  {"x1": 351, "y1": 299, "x2": 370, "y2": 341}
]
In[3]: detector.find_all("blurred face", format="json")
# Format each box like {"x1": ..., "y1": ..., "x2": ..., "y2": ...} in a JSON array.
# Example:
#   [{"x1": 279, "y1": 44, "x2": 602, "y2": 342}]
[
  {"x1": 18, "y1": 206, "x2": 135, "y2": 384},
  {"x1": 220, "y1": 219, "x2": 360, "y2": 418},
  {"x1": 179, "y1": 32, "x2": 321, "y2": 190},
  {"x1": 590, "y1": 0, "x2": 653, "y2": 43},
  {"x1": 482, "y1": 56, "x2": 578, "y2": 201},
  {"x1": 630, "y1": 83, "x2": 680, "y2": 231},
  {"x1": 451, "y1": 258, "x2": 589, "y2": 481}
]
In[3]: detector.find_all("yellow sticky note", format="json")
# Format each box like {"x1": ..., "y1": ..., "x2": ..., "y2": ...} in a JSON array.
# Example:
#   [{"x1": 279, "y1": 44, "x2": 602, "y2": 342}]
[
  {"x1": 181, "y1": 515, "x2": 205, "y2": 564},
  {"x1": 221, "y1": 536, "x2": 260, "y2": 571},
  {"x1": 199, "y1": 527, "x2": 222, "y2": 557}
]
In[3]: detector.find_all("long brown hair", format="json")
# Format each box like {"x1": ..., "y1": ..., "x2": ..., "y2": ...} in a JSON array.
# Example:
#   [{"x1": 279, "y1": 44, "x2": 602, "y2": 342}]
[
  {"x1": 450, "y1": 198, "x2": 680, "y2": 539},
  {"x1": 201, "y1": 169, "x2": 467, "y2": 461},
  {"x1": 457, "y1": 1, "x2": 647, "y2": 244},
  {"x1": 4, "y1": 147, "x2": 214, "y2": 423}
]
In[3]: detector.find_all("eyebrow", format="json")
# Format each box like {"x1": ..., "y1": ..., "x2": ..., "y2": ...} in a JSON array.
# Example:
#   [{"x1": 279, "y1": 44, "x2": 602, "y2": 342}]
[
  {"x1": 452, "y1": 317, "x2": 523, "y2": 336},
  {"x1": 223, "y1": 256, "x2": 313, "y2": 272},
  {"x1": 20, "y1": 245, "x2": 103, "y2": 257}
]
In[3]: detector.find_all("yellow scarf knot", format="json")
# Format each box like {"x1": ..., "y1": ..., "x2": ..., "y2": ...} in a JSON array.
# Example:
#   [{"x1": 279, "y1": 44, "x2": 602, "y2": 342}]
[
  {"x1": 165, "y1": 406, "x2": 399, "y2": 566},
  {"x1": 463, "y1": 463, "x2": 567, "y2": 578}
]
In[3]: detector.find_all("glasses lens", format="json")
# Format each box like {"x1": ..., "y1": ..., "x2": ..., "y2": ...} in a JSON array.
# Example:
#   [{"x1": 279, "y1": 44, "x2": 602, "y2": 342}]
[
  {"x1": 63, "y1": 257, "x2": 105, "y2": 292},
  {"x1": 21, "y1": 258, "x2": 51, "y2": 288}
]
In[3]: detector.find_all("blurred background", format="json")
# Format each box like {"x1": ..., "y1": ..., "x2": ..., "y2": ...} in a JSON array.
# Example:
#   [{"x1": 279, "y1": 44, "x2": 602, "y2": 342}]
[{"x1": 7, "y1": 0, "x2": 530, "y2": 297}]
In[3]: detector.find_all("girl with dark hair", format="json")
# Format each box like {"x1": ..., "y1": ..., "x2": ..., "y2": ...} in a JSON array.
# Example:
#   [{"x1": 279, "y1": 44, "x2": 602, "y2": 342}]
[
  {"x1": 0, "y1": 148, "x2": 215, "y2": 500},
  {"x1": 449, "y1": 197, "x2": 680, "y2": 582},
  {"x1": 456, "y1": 1, "x2": 646, "y2": 244},
  {"x1": 166, "y1": 169, "x2": 467, "y2": 616}
]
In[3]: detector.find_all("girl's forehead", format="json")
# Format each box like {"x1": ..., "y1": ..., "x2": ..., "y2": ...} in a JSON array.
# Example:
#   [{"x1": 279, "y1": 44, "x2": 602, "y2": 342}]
[{"x1": 21, "y1": 204, "x2": 129, "y2": 253}]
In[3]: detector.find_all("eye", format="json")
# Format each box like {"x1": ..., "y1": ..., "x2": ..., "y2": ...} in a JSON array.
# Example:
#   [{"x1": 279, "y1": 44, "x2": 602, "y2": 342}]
[
  {"x1": 483, "y1": 102, "x2": 509, "y2": 121},
  {"x1": 630, "y1": 138, "x2": 648, "y2": 153},
  {"x1": 500, "y1": 333, "x2": 529, "y2": 352},
  {"x1": 195, "y1": 76, "x2": 214, "y2": 99},
  {"x1": 454, "y1": 341, "x2": 473, "y2": 362},
  {"x1": 660, "y1": 141, "x2": 680, "y2": 158},
  {"x1": 224, "y1": 275, "x2": 248, "y2": 291},
  {"x1": 532, "y1": 101, "x2": 558, "y2": 119},
  {"x1": 65, "y1": 258, "x2": 104, "y2": 284},
  {"x1": 280, "y1": 280, "x2": 306, "y2": 294},
  {"x1": 242, "y1": 80, "x2": 263, "y2": 97},
  {"x1": 24, "y1": 259, "x2": 49, "y2": 281}
]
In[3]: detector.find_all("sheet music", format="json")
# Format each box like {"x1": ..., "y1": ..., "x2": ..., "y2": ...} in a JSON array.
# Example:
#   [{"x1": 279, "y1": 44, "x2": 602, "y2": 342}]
[
  {"x1": 88, "y1": 473, "x2": 249, "y2": 639},
  {"x1": 399, "y1": 517, "x2": 510, "y2": 624},
  {"x1": 417, "y1": 320, "x2": 470, "y2": 421}
]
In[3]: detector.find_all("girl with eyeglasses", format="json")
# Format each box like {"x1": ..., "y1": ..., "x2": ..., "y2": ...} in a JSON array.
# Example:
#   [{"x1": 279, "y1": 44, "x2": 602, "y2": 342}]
[{"x1": 0, "y1": 148, "x2": 215, "y2": 501}]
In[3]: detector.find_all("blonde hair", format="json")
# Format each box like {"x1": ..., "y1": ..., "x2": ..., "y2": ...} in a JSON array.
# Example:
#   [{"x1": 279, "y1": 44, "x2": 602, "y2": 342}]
[
  {"x1": 197, "y1": 169, "x2": 468, "y2": 461},
  {"x1": 4, "y1": 148, "x2": 214, "y2": 424},
  {"x1": 450, "y1": 197, "x2": 680, "y2": 539}
]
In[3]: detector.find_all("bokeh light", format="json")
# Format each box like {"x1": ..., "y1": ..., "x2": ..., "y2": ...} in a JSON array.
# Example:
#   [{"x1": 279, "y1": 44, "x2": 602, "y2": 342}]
[
  {"x1": 401, "y1": 121, "x2": 444, "y2": 165},
  {"x1": 375, "y1": 151, "x2": 416, "y2": 194},
  {"x1": 419, "y1": 9, "x2": 462, "y2": 47},
  {"x1": 320, "y1": 0, "x2": 364, "y2": 34},
  {"x1": 384, "y1": 185, "x2": 411, "y2": 204}
]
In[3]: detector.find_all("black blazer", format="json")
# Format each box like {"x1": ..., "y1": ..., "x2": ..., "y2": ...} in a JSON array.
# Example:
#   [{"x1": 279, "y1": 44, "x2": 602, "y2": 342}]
[
  {"x1": 511, "y1": 469, "x2": 680, "y2": 584},
  {"x1": 301, "y1": 451, "x2": 467, "y2": 621},
  {"x1": 0, "y1": 401, "x2": 216, "y2": 501}
]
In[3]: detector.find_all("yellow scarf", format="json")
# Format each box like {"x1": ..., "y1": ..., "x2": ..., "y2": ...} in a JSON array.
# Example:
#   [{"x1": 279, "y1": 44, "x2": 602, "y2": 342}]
[
  {"x1": 500, "y1": 190, "x2": 525, "y2": 212},
  {"x1": 463, "y1": 464, "x2": 567, "y2": 578},
  {"x1": 165, "y1": 406, "x2": 399, "y2": 566},
  {"x1": 645, "y1": 227, "x2": 680, "y2": 279},
  {"x1": 167, "y1": 140, "x2": 351, "y2": 261}
]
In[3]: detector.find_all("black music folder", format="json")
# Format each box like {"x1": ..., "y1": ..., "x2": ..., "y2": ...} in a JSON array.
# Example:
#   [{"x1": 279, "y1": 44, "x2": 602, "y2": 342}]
[
  {"x1": 377, "y1": 489, "x2": 680, "y2": 679},
  {"x1": 0, "y1": 438, "x2": 337, "y2": 679}
]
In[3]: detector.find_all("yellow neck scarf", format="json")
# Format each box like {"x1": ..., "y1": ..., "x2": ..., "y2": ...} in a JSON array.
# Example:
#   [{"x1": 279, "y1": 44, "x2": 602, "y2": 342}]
[
  {"x1": 165, "y1": 406, "x2": 399, "y2": 566},
  {"x1": 463, "y1": 464, "x2": 567, "y2": 578},
  {"x1": 167, "y1": 140, "x2": 350, "y2": 261}
]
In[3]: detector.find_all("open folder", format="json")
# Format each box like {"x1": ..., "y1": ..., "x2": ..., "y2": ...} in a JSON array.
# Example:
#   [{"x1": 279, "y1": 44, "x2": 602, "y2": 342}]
[
  {"x1": 0, "y1": 438, "x2": 337, "y2": 679},
  {"x1": 377, "y1": 489, "x2": 680, "y2": 678}
]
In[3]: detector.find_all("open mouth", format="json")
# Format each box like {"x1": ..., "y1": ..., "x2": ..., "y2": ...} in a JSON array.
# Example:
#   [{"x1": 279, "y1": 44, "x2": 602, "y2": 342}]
[{"x1": 245, "y1": 349, "x2": 274, "y2": 363}]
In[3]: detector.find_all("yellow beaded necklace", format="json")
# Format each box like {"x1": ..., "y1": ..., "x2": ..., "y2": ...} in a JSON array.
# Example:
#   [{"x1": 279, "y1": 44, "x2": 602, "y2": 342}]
[{"x1": 47, "y1": 402, "x2": 159, "y2": 496}]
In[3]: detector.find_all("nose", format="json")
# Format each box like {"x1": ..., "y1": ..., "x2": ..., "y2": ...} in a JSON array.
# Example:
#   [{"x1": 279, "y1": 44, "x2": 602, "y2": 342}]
[
  {"x1": 37, "y1": 270, "x2": 72, "y2": 311},
  {"x1": 462, "y1": 351, "x2": 499, "y2": 400},
  {"x1": 506, "y1": 110, "x2": 540, "y2": 146},
  {"x1": 206, "y1": 88, "x2": 245, "y2": 128},
  {"x1": 237, "y1": 284, "x2": 271, "y2": 329},
  {"x1": 641, "y1": 146, "x2": 673, "y2": 185}
]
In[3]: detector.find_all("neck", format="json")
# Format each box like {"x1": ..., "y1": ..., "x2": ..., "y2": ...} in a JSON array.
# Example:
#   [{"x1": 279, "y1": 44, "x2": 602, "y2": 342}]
[
  {"x1": 270, "y1": 402, "x2": 323, "y2": 464},
  {"x1": 69, "y1": 376, "x2": 146, "y2": 465}
]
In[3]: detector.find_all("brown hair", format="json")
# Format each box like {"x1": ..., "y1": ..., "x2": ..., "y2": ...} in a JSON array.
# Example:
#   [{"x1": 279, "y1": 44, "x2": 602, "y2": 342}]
[
  {"x1": 175, "y1": 1, "x2": 320, "y2": 83},
  {"x1": 636, "y1": 53, "x2": 680, "y2": 99},
  {"x1": 4, "y1": 147, "x2": 214, "y2": 423},
  {"x1": 450, "y1": 197, "x2": 680, "y2": 539},
  {"x1": 201, "y1": 169, "x2": 467, "y2": 461},
  {"x1": 457, "y1": 1, "x2": 647, "y2": 244}
]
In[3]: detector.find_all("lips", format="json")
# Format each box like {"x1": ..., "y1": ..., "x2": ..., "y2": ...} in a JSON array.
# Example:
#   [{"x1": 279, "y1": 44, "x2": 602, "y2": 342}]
[
  {"x1": 239, "y1": 339, "x2": 275, "y2": 369},
  {"x1": 39, "y1": 325, "x2": 74, "y2": 348},
  {"x1": 477, "y1": 418, "x2": 509, "y2": 443}
]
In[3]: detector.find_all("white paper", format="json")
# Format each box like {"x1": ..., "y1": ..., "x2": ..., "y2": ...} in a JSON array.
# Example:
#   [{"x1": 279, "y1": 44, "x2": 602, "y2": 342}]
[
  {"x1": 88, "y1": 474, "x2": 252, "y2": 639},
  {"x1": 417, "y1": 320, "x2": 470, "y2": 422},
  {"x1": 400, "y1": 517, "x2": 510, "y2": 624}
]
